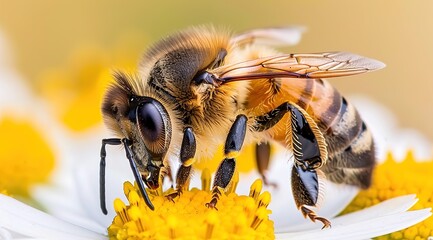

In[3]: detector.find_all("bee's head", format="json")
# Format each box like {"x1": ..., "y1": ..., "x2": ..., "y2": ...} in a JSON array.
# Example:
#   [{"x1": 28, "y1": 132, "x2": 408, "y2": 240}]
[
  {"x1": 127, "y1": 94, "x2": 171, "y2": 190},
  {"x1": 101, "y1": 26, "x2": 232, "y2": 209},
  {"x1": 102, "y1": 72, "x2": 172, "y2": 190}
]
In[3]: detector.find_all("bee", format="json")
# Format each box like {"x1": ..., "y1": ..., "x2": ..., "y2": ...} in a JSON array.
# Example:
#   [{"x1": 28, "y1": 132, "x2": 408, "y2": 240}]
[{"x1": 100, "y1": 26, "x2": 384, "y2": 228}]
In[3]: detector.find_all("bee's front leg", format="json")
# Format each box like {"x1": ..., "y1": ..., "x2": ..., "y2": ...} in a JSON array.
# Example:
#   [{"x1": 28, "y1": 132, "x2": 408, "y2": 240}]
[
  {"x1": 167, "y1": 127, "x2": 196, "y2": 200},
  {"x1": 206, "y1": 114, "x2": 247, "y2": 209}
]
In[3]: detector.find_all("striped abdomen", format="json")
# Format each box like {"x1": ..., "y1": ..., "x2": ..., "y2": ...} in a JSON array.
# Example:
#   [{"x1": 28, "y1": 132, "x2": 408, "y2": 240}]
[
  {"x1": 312, "y1": 82, "x2": 376, "y2": 189},
  {"x1": 246, "y1": 78, "x2": 376, "y2": 188}
]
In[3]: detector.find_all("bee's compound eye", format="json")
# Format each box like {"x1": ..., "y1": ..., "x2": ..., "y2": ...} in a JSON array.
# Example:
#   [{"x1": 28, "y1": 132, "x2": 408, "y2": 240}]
[
  {"x1": 136, "y1": 102, "x2": 164, "y2": 144},
  {"x1": 135, "y1": 98, "x2": 171, "y2": 157}
]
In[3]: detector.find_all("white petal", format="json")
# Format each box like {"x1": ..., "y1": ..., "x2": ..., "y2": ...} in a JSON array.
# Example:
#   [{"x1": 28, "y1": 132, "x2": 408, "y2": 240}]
[
  {"x1": 32, "y1": 185, "x2": 106, "y2": 235},
  {"x1": 277, "y1": 195, "x2": 432, "y2": 240},
  {"x1": 74, "y1": 161, "x2": 125, "y2": 227},
  {"x1": 0, "y1": 194, "x2": 106, "y2": 240},
  {"x1": 33, "y1": 129, "x2": 129, "y2": 230},
  {"x1": 0, "y1": 227, "x2": 12, "y2": 240},
  {"x1": 333, "y1": 194, "x2": 418, "y2": 223},
  {"x1": 278, "y1": 208, "x2": 431, "y2": 240},
  {"x1": 274, "y1": 181, "x2": 359, "y2": 232}
]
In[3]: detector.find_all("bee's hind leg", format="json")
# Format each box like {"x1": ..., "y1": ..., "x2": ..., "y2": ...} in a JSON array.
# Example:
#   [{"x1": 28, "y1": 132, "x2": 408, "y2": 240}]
[
  {"x1": 292, "y1": 164, "x2": 331, "y2": 229},
  {"x1": 288, "y1": 104, "x2": 331, "y2": 229},
  {"x1": 253, "y1": 102, "x2": 331, "y2": 228},
  {"x1": 166, "y1": 127, "x2": 196, "y2": 200},
  {"x1": 206, "y1": 114, "x2": 247, "y2": 209}
]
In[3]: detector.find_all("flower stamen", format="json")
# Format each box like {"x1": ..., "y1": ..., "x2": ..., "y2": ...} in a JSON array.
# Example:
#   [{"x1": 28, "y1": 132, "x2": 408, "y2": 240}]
[
  {"x1": 201, "y1": 168, "x2": 211, "y2": 192},
  {"x1": 114, "y1": 199, "x2": 128, "y2": 224},
  {"x1": 108, "y1": 169, "x2": 274, "y2": 239},
  {"x1": 167, "y1": 215, "x2": 177, "y2": 239},
  {"x1": 205, "y1": 210, "x2": 218, "y2": 240},
  {"x1": 251, "y1": 207, "x2": 268, "y2": 230},
  {"x1": 249, "y1": 179, "x2": 263, "y2": 200},
  {"x1": 226, "y1": 170, "x2": 239, "y2": 194},
  {"x1": 258, "y1": 191, "x2": 272, "y2": 208}
]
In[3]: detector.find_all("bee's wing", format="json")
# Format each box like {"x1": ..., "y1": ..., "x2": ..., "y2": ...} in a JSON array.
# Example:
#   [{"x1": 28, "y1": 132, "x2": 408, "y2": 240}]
[
  {"x1": 210, "y1": 52, "x2": 385, "y2": 84},
  {"x1": 231, "y1": 26, "x2": 305, "y2": 47}
]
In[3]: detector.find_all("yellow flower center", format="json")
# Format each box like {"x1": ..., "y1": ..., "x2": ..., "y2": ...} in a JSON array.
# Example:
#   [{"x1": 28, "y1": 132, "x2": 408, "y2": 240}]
[
  {"x1": 343, "y1": 151, "x2": 433, "y2": 239},
  {"x1": 0, "y1": 116, "x2": 55, "y2": 196},
  {"x1": 108, "y1": 170, "x2": 274, "y2": 239}
]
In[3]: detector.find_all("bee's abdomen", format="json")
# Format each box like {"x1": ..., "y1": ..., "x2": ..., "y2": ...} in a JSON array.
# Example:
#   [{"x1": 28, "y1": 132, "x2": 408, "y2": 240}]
[
  {"x1": 322, "y1": 97, "x2": 363, "y2": 155},
  {"x1": 320, "y1": 96, "x2": 376, "y2": 188}
]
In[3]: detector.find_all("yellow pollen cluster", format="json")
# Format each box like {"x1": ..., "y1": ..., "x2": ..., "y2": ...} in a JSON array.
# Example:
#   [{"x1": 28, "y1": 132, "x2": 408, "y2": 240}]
[
  {"x1": 344, "y1": 151, "x2": 433, "y2": 240},
  {"x1": 0, "y1": 116, "x2": 55, "y2": 196},
  {"x1": 108, "y1": 170, "x2": 274, "y2": 240}
]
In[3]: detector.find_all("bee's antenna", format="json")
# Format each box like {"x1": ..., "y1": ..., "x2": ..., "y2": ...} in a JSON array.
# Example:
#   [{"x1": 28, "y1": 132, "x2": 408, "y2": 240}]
[
  {"x1": 100, "y1": 138, "x2": 122, "y2": 215},
  {"x1": 122, "y1": 138, "x2": 155, "y2": 210}
]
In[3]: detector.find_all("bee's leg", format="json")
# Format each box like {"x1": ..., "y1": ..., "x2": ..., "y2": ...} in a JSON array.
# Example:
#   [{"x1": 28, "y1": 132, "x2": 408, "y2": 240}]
[
  {"x1": 292, "y1": 165, "x2": 331, "y2": 229},
  {"x1": 252, "y1": 102, "x2": 330, "y2": 228},
  {"x1": 252, "y1": 103, "x2": 294, "y2": 187},
  {"x1": 252, "y1": 103, "x2": 291, "y2": 132},
  {"x1": 100, "y1": 138, "x2": 122, "y2": 215},
  {"x1": 161, "y1": 163, "x2": 174, "y2": 186},
  {"x1": 288, "y1": 105, "x2": 331, "y2": 229},
  {"x1": 206, "y1": 114, "x2": 247, "y2": 209},
  {"x1": 167, "y1": 127, "x2": 196, "y2": 200},
  {"x1": 122, "y1": 138, "x2": 155, "y2": 210},
  {"x1": 255, "y1": 142, "x2": 277, "y2": 187}
]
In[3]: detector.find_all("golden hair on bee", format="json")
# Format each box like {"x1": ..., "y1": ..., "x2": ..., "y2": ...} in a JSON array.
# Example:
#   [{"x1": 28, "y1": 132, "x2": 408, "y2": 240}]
[{"x1": 99, "y1": 25, "x2": 385, "y2": 228}]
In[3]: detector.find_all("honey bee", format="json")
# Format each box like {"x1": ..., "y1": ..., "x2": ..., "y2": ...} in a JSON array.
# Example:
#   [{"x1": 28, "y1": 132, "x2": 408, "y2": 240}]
[{"x1": 100, "y1": 26, "x2": 384, "y2": 228}]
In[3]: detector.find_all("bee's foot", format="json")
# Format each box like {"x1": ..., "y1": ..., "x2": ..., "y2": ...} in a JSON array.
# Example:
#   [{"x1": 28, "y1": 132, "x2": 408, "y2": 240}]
[
  {"x1": 165, "y1": 189, "x2": 182, "y2": 202},
  {"x1": 262, "y1": 176, "x2": 278, "y2": 189},
  {"x1": 205, "y1": 198, "x2": 219, "y2": 211},
  {"x1": 301, "y1": 205, "x2": 331, "y2": 229},
  {"x1": 205, "y1": 186, "x2": 222, "y2": 210}
]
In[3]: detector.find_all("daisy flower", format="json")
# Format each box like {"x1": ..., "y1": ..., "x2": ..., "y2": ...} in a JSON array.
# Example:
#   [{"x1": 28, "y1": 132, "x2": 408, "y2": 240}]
[
  {"x1": 0, "y1": 29, "x2": 56, "y2": 197},
  {"x1": 0, "y1": 26, "x2": 431, "y2": 239},
  {"x1": 0, "y1": 166, "x2": 430, "y2": 239},
  {"x1": 344, "y1": 151, "x2": 433, "y2": 239}
]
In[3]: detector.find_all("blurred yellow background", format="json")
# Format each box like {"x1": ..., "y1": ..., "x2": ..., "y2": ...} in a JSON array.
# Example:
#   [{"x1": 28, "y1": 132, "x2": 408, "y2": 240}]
[{"x1": 0, "y1": 0, "x2": 432, "y2": 140}]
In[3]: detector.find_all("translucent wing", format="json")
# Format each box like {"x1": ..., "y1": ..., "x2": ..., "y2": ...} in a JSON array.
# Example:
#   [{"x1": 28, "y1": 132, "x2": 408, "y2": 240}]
[{"x1": 209, "y1": 52, "x2": 385, "y2": 84}]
